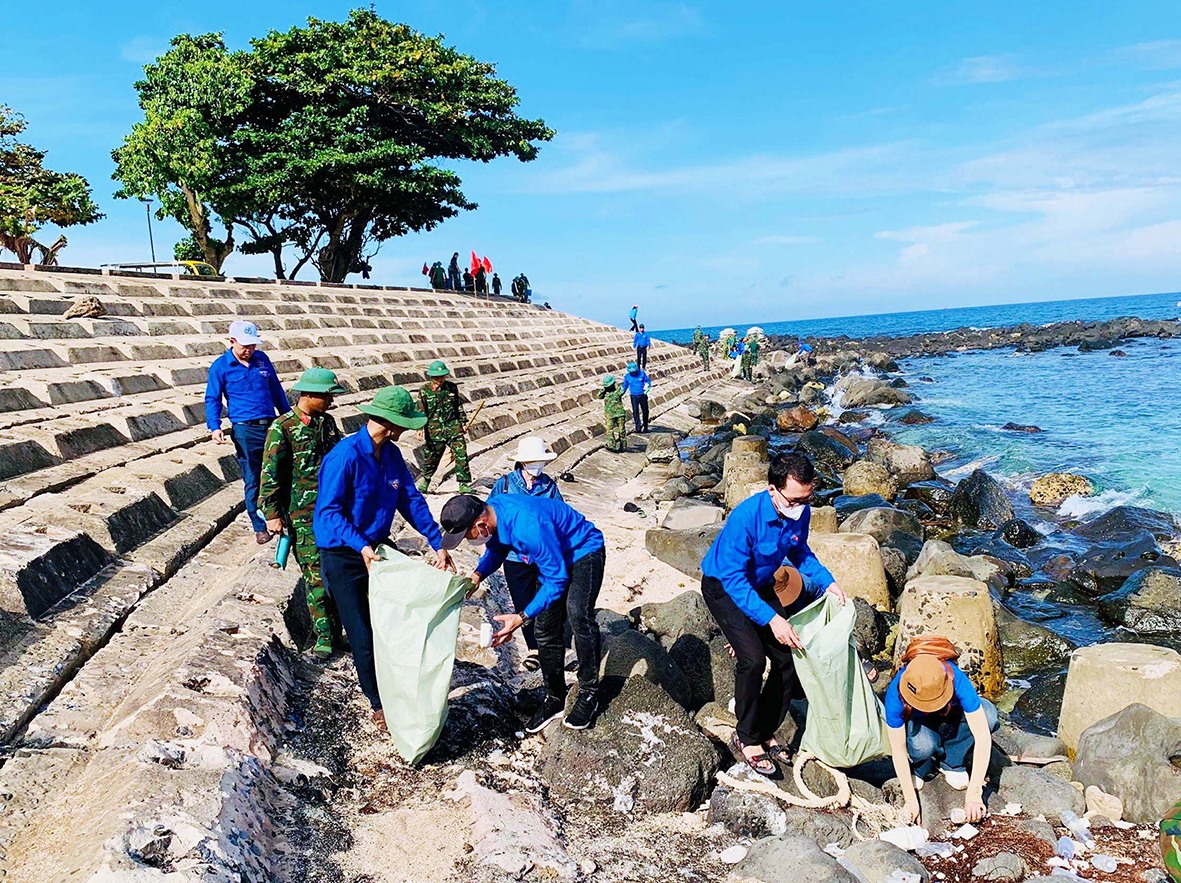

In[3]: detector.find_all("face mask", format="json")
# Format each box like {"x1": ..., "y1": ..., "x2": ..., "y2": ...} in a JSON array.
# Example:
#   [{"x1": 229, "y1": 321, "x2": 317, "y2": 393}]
[
  {"x1": 467, "y1": 524, "x2": 491, "y2": 547},
  {"x1": 523, "y1": 462, "x2": 546, "y2": 477},
  {"x1": 783, "y1": 504, "x2": 807, "y2": 521},
  {"x1": 772, "y1": 489, "x2": 807, "y2": 521}
]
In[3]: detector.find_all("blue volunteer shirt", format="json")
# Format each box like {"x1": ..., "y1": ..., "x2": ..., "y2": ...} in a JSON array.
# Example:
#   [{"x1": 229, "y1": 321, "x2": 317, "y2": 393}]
[
  {"x1": 700, "y1": 491, "x2": 835, "y2": 626},
  {"x1": 204, "y1": 349, "x2": 290, "y2": 430},
  {"x1": 884, "y1": 661, "x2": 981, "y2": 728},
  {"x1": 633, "y1": 331, "x2": 651, "y2": 348},
  {"x1": 620, "y1": 370, "x2": 650, "y2": 397},
  {"x1": 314, "y1": 428, "x2": 443, "y2": 552},
  {"x1": 475, "y1": 494, "x2": 605, "y2": 619},
  {"x1": 490, "y1": 469, "x2": 564, "y2": 564},
  {"x1": 629, "y1": 307, "x2": 638, "y2": 319}
]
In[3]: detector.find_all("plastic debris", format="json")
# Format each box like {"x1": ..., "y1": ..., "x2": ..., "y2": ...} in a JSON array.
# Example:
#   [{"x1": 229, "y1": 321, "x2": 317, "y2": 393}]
[
  {"x1": 950, "y1": 808, "x2": 967, "y2": 824},
  {"x1": 1060, "y1": 810, "x2": 1094, "y2": 846},
  {"x1": 1090, "y1": 854, "x2": 1118, "y2": 873},
  {"x1": 915, "y1": 842, "x2": 955, "y2": 859},
  {"x1": 951, "y1": 824, "x2": 979, "y2": 841},
  {"x1": 1002, "y1": 803, "x2": 1022, "y2": 816},
  {"x1": 879, "y1": 826, "x2": 929, "y2": 851},
  {"x1": 1056, "y1": 836, "x2": 1075, "y2": 860},
  {"x1": 719, "y1": 845, "x2": 748, "y2": 865}
]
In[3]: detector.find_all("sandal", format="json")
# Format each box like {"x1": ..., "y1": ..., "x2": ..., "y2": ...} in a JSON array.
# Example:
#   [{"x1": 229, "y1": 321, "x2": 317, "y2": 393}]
[
  {"x1": 861, "y1": 658, "x2": 879, "y2": 683},
  {"x1": 522, "y1": 650, "x2": 541, "y2": 672},
  {"x1": 730, "y1": 733, "x2": 776, "y2": 777},
  {"x1": 763, "y1": 741, "x2": 793, "y2": 765}
]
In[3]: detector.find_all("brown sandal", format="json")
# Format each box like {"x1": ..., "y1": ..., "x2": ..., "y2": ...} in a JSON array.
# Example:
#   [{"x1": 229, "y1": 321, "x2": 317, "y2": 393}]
[
  {"x1": 731, "y1": 733, "x2": 776, "y2": 777},
  {"x1": 763, "y1": 741, "x2": 793, "y2": 765}
]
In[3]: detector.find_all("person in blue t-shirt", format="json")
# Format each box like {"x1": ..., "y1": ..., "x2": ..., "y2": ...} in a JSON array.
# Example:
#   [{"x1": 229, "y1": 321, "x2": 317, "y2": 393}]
[
  {"x1": 628, "y1": 304, "x2": 639, "y2": 332},
  {"x1": 885, "y1": 638, "x2": 999, "y2": 827},
  {"x1": 633, "y1": 323, "x2": 651, "y2": 371},
  {"x1": 488, "y1": 436, "x2": 564, "y2": 672},
  {"x1": 700, "y1": 452, "x2": 848, "y2": 776},
  {"x1": 440, "y1": 493, "x2": 605, "y2": 734},
  {"x1": 620, "y1": 361, "x2": 651, "y2": 433}
]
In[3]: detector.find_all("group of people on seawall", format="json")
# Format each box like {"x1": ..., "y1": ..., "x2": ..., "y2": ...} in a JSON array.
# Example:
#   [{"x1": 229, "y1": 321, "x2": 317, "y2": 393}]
[{"x1": 424, "y1": 251, "x2": 535, "y2": 303}]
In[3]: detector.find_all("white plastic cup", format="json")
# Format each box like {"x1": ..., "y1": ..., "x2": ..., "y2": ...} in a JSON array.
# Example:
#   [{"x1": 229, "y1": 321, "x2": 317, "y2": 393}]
[{"x1": 479, "y1": 622, "x2": 494, "y2": 648}]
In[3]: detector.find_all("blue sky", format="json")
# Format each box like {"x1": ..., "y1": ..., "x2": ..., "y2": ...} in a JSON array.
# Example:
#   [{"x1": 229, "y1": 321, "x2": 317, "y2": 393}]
[{"x1": 5, "y1": 2, "x2": 1181, "y2": 328}]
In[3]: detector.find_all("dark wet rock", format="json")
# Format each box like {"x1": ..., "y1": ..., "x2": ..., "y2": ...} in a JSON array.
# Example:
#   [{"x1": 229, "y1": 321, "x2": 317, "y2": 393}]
[
  {"x1": 541, "y1": 676, "x2": 721, "y2": 814},
  {"x1": 1074, "y1": 505, "x2": 1178, "y2": 543},
  {"x1": 708, "y1": 762, "x2": 788, "y2": 838},
  {"x1": 842, "y1": 378, "x2": 912, "y2": 408},
  {"x1": 777, "y1": 404, "x2": 819, "y2": 432},
  {"x1": 840, "y1": 506, "x2": 923, "y2": 545},
  {"x1": 1098, "y1": 567, "x2": 1181, "y2": 635},
  {"x1": 960, "y1": 537, "x2": 1033, "y2": 580},
  {"x1": 1002, "y1": 422, "x2": 1043, "y2": 433},
  {"x1": 903, "y1": 479, "x2": 955, "y2": 516},
  {"x1": 899, "y1": 409, "x2": 934, "y2": 425},
  {"x1": 988, "y1": 764, "x2": 1084, "y2": 824},
  {"x1": 600, "y1": 629, "x2": 692, "y2": 710},
  {"x1": 838, "y1": 409, "x2": 869, "y2": 424},
  {"x1": 844, "y1": 840, "x2": 929, "y2": 883},
  {"x1": 668, "y1": 634, "x2": 733, "y2": 711},
  {"x1": 896, "y1": 498, "x2": 933, "y2": 519},
  {"x1": 867, "y1": 437, "x2": 936, "y2": 486},
  {"x1": 993, "y1": 601, "x2": 1075, "y2": 676},
  {"x1": 994, "y1": 518, "x2": 1041, "y2": 549},
  {"x1": 1078, "y1": 337, "x2": 1120, "y2": 352},
  {"x1": 637, "y1": 590, "x2": 719, "y2": 645},
  {"x1": 833, "y1": 494, "x2": 889, "y2": 521},
  {"x1": 434, "y1": 663, "x2": 521, "y2": 760},
  {"x1": 736, "y1": 833, "x2": 857, "y2": 883},
  {"x1": 880, "y1": 546, "x2": 908, "y2": 598},
  {"x1": 950, "y1": 470, "x2": 1016, "y2": 530},
  {"x1": 1109, "y1": 349, "x2": 1127, "y2": 357},
  {"x1": 596, "y1": 608, "x2": 634, "y2": 638},
  {"x1": 644, "y1": 524, "x2": 722, "y2": 580},
  {"x1": 1012, "y1": 671, "x2": 1066, "y2": 736},
  {"x1": 797, "y1": 430, "x2": 859, "y2": 472},
  {"x1": 1068, "y1": 530, "x2": 1176, "y2": 596},
  {"x1": 695, "y1": 399, "x2": 726, "y2": 422},
  {"x1": 1074, "y1": 703, "x2": 1181, "y2": 824},
  {"x1": 852, "y1": 597, "x2": 887, "y2": 659}
]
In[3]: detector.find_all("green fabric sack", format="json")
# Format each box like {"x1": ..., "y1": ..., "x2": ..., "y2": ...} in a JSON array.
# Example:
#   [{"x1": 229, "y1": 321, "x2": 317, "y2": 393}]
[
  {"x1": 369, "y1": 547, "x2": 471, "y2": 765},
  {"x1": 789, "y1": 593, "x2": 890, "y2": 768}
]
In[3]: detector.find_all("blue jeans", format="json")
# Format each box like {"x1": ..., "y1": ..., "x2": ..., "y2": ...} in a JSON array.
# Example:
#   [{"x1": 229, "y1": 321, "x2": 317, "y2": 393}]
[
  {"x1": 907, "y1": 698, "x2": 999, "y2": 779},
  {"x1": 231, "y1": 421, "x2": 269, "y2": 532}
]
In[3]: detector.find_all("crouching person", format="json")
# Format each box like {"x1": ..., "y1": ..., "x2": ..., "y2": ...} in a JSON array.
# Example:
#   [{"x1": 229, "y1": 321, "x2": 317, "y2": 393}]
[
  {"x1": 440, "y1": 493, "x2": 606, "y2": 733},
  {"x1": 886, "y1": 636, "x2": 1000, "y2": 825}
]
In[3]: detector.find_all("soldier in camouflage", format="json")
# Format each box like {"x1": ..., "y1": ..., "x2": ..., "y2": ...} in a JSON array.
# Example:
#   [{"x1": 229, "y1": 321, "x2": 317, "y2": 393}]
[
  {"x1": 259, "y1": 367, "x2": 346, "y2": 659},
  {"x1": 594, "y1": 374, "x2": 628, "y2": 452},
  {"x1": 740, "y1": 335, "x2": 756, "y2": 381},
  {"x1": 416, "y1": 360, "x2": 473, "y2": 494},
  {"x1": 696, "y1": 332, "x2": 711, "y2": 371}
]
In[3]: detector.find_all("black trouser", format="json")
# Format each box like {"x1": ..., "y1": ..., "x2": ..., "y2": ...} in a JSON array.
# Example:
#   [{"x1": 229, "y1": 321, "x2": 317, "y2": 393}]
[
  {"x1": 701, "y1": 575, "x2": 800, "y2": 746},
  {"x1": 535, "y1": 548, "x2": 605, "y2": 700},
  {"x1": 503, "y1": 560, "x2": 539, "y2": 650},
  {"x1": 319, "y1": 546, "x2": 382, "y2": 710},
  {"x1": 630, "y1": 394, "x2": 649, "y2": 432},
  {"x1": 630, "y1": 317, "x2": 638, "y2": 331},
  {"x1": 635, "y1": 345, "x2": 648, "y2": 371}
]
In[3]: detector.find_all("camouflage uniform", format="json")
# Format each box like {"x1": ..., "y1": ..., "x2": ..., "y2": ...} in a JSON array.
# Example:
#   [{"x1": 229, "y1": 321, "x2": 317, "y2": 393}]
[
  {"x1": 740, "y1": 340, "x2": 755, "y2": 381},
  {"x1": 595, "y1": 382, "x2": 628, "y2": 452},
  {"x1": 258, "y1": 408, "x2": 342, "y2": 653},
  {"x1": 696, "y1": 337, "x2": 711, "y2": 371},
  {"x1": 419, "y1": 380, "x2": 471, "y2": 490}
]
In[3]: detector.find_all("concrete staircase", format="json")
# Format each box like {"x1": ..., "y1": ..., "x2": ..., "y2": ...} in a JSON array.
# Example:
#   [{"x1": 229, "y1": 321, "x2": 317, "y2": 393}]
[{"x1": 0, "y1": 266, "x2": 722, "y2": 747}]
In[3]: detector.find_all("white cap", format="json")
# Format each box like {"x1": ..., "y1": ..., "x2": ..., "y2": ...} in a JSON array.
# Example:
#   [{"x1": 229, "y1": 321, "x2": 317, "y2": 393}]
[
  {"x1": 513, "y1": 436, "x2": 557, "y2": 464},
  {"x1": 228, "y1": 320, "x2": 262, "y2": 345}
]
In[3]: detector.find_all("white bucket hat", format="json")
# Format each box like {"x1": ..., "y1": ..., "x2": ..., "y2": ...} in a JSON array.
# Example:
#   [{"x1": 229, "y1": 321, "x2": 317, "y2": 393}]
[{"x1": 513, "y1": 436, "x2": 557, "y2": 463}]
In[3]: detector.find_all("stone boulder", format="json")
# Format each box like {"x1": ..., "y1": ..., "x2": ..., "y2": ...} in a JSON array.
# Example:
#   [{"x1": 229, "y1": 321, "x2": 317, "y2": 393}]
[
  {"x1": 903, "y1": 479, "x2": 954, "y2": 516},
  {"x1": 797, "y1": 430, "x2": 858, "y2": 472},
  {"x1": 1098, "y1": 567, "x2": 1181, "y2": 635},
  {"x1": 879, "y1": 546, "x2": 908, "y2": 598},
  {"x1": 733, "y1": 834, "x2": 857, "y2": 883},
  {"x1": 843, "y1": 839, "x2": 929, "y2": 883},
  {"x1": 659, "y1": 498, "x2": 723, "y2": 532},
  {"x1": 851, "y1": 597, "x2": 888, "y2": 660},
  {"x1": 810, "y1": 533, "x2": 892, "y2": 611},
  {"x1": 637, "y1": 590, "x2": 719, "y2": 645},
  {"x1": 992, "y1": 601, "x2": 1075, "y2": 676},
  {"x1": 708, "y1": 762, "x2": 789, "y2": 838},
  {"x1": 1067, "y1": 530, "x2": 1176, "y2": 596},
  {"x1": 898, "y1": 409, "x2": 934, "y2": 425},
  {"x1": 908, "y1": 539, "x2": 975, "y2": 581},
  {"x1": 600, "y1": 629, "x2": 692, "y2": 709},
  {"x1": 1030, "y1": 473, "x2": 1094, "y2": 507},
  {"x1": 644, "y1": 524, "x2": 722, "y2": 580},
  {"x1": 894, "y1": 576, "x2": 1004, "y2": 698},
  {"x1": 842, "y1": 461, "x2": 898, "y2": 501},
  {"x1": 694, "y1": 399, "x2": 726, "y2": 422},
  {"x1": 833, "y1": 494, "x2": 889, "y2": 521},
  {"x1": 988, "y1": 765, "x2": 1085, "y2": 824},
  {"x1": 62, "y1": 296, "x2": 108, "y2": 319},
  {"x1": 1058, "y1": 643, "x2": 1181, "y2": 752},
  {"x1": 653, "y1": 477, "x2": 692, "y2": 502},
  {"x1": 645, "y1": 432, "x2": 680, "y2": 463},
  {"x1": 810, "y1": 505, "x2": 838, "y2": 534},
  {"x1": 867, "y1": 438, "x2": 936, "y2": 487},
  {"x1": 949, "y1": 470, "x2": 1015, "y2": 530},
  {"x1": 841, "y1": 379, "x2": 912, "y2": 409},
  {"x1": 1074, "y1": 505, "x2": 1178, "y2": 542},
  {"x1": 994, "y1": 518, "x2": 1041, "y2": 549},
  {"x1": 971, "y1": 852, "x2": 1028, "y2": 882},
  {"x1": 540, "y1": 676, "x2": 720, "y2": 814},
  {"x1": 777, "y1": 405, "x2": 818, "y2": 432},
  {"x1": 1073, "y1": 703, "x2": 1181, "y2": 824},
  {"x1": 840, "y1": 507, "x2": 922, "y2": 546},
  {"x1": 669, "y1": 634, "x2": 733, "y2": 711},
  {"x1": 724, "y1": 443, "x2": 770, "y2": 511}
]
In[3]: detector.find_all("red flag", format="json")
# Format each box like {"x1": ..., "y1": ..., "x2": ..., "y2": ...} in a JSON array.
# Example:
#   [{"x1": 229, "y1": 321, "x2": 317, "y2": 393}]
[
  {"x1": 470, "y1": 250, "x2": 480, "y2": 274},
  {"x1": 421, "y1": 262, "x2": 429, "y2": 275},
  {"x1": 482, "y1": 255, "x2": 493, "y2": 274}
]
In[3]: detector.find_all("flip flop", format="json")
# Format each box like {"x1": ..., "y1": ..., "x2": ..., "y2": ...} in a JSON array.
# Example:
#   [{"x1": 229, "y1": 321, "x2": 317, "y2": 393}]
[
  {"x1": 763, "y1": 742, "x2": 792, "y2": 765},
  {"x1": 862, "y1": 659, "x2": 879, "y2": 683},
  {"x1": 731, "y1": 733, "x2": 776, "y2": 777},
  {"x1": 522, "y1": 650, "x2": 541, "y2": 671}
]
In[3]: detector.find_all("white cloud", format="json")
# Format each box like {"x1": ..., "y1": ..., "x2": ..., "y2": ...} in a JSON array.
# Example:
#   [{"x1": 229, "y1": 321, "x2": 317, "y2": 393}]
[
  {"x1": 754, "y1": 234, "x2": 819, "y2": 246},
  {"x1": 943, "y1": 54, "x2": 1029, "y2": 85},
  {"x1": 120, "y1": 35, "x2": 168, "y2": 65},
  {"x1": 1111, "y1": 39, "x2": 1181, "y2": 70},
  {"x1": 572, "y1": 2, "x2": 705, "y2": 47}
]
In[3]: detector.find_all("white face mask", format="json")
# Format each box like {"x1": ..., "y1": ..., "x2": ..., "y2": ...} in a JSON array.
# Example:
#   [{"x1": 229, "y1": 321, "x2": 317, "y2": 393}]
[
  {"x1": 522, "y1": 462, "x2": 546, "y2": 477},
  {"x1": 782, "y1": 503, "x2": 807, "y2": 521},
  {"x1": 772, "y1": 488, "x2": 808, "y2": 521},
  {"x1": 467, "y1": 524, "x2": 491, "y2": 547}
]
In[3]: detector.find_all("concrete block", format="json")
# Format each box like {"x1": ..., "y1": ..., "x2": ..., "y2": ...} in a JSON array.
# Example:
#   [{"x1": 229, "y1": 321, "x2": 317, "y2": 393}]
[
  {"x1": 809, "y1": 532, "x2": 891, "y2": 611},
  {"x1": 0, "y1": 525, "x2": 113, "y2": 618}
]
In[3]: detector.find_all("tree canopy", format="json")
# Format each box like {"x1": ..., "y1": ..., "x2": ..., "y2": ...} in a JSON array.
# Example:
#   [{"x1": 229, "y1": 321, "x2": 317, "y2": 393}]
[
  {"x1": 0, "y1": 106, "x2": 101, "y2": 265},
  {"x1": 113, "y1": 9, "x2": 554, "y2": 281}
]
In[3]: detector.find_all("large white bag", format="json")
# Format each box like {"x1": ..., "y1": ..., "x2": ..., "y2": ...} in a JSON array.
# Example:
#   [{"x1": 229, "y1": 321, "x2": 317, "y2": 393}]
[{"x1": 369, "y1": 547, "x2": 471, "y2": 764}]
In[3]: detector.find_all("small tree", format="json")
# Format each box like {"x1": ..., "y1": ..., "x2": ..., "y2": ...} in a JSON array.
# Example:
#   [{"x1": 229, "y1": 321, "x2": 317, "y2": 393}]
[{"x1": 0, "y1": 107, "x2": 101, "y2": 264}]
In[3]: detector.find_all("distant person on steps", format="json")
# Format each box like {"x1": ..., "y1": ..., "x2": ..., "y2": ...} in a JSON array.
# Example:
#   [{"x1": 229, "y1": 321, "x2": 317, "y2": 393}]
[{"x1": 629, "y1": 304, "x2": 639, "y2": 332}]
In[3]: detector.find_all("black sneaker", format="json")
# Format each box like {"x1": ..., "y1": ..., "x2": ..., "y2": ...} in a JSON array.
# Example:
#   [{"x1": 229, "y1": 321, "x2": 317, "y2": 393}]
[
  {"x1": 524, "y1": 695, "x2": 565, "y2": 734},
  {"x1": 563, "y1": 691, "x2": 600, "y2": 730}
]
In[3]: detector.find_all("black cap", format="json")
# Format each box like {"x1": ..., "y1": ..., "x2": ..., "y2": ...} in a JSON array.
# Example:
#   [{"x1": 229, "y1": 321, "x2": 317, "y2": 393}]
[{"x1": 440, "y1": 494, "x2": 486, "y2": 550}]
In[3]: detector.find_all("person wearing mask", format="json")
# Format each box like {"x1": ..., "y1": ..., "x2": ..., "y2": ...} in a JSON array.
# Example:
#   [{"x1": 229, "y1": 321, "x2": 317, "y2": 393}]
[
  {"x1": 620, "y1": 361, "x2": 651, "y2": 434},
  {"x1": 628, "y1": 305, "x2": 639, "y2": 332},
  {"x1": 488, "y1": 436, "x2": 563, "y2": 672},
  {"x1": 886, "y1": 637, "x2": 999, "y2": 826},
  {"x1": 700, "y1": 452, "x2": 848, "y2": 775},
  {"x1": 440, "y1": 493, "x2": 606, "y2": 732},
  {"x1": 633, "y1": 323, "x2": 651, "y2": 371},
  {"x1": 205, "y1": 319, "x2": 290, "y2": 544},
  {"x1": 314, "y1": 385, "x2": 455, "y2": 731}
]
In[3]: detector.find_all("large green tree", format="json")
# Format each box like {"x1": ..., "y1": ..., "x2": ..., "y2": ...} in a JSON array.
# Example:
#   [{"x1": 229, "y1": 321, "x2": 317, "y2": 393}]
[
  {"x1": 113, "y1": 10, "x2": 554, "y2": 282},
  {"x1": 0, "y1": 106, "x2": 101, "y2": 264}
]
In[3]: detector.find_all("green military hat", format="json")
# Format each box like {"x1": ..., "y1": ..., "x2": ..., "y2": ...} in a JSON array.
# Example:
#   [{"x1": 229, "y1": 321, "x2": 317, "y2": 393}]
[
  {"x1": 427, "y1": 360, "x2": 451, "y2": 377},
  {"x1": 601, "y1": 373, "x2": 616, "y2": 387},
  {"x1": 291, "y1": 367, "x2": 347, "y2": 394},
  {"x1": 358, "y1": 385, "x2": 427, "y2": 430}
]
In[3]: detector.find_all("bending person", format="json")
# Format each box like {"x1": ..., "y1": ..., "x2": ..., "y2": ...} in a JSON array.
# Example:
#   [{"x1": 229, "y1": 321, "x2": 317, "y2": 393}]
[
  {"x1": 488, "y1": 437, "x2": 564, "y2": 672},
  {"x1": 314, "y1": 386, "x2": 455, "y2": 732},
  {"x1": 886, "y1": 636, "x2": 999, "y2": 826},
  {"x1": 440, "y1": 493, "x2": 605, "y2": 733},
  {"x1": 700, "y1": 452, "x2": 847, "y2": 776}
]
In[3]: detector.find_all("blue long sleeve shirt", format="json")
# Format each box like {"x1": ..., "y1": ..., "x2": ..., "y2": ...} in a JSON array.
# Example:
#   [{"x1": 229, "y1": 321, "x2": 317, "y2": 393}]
[
  {"x1": 629, "y1": 307, "x2": 638, "y2": 320},
  {"x1": 313, "y1": 428, "x2": 443, "y2": 553},
  {"x1": 620, "y1": 370, "x2": 651, "y2": 397},
  {"x1": 633, "y1": 332, "x2": 651, "y2": 348},
  {"x1": 489, "y1": 469, "x2": 564, "y2": 564},
  {"x1": 475, "y1": 495, "x2": 604, "y2": 619},
  {"x1": 204, "y1": 349, "x2": 290, "y2": 430},
  {"x1": 700, "y1": 491, "x2": 835, "y2": 626}
]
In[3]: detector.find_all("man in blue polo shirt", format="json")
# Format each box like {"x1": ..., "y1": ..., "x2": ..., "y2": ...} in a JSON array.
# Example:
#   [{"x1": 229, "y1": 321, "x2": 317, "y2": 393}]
[
  {"x1": 700, "y1": 452, "x2": 848, "y2": 776},
  {"x1": 314, "y1": 385, "x2": 455, "y2": 731},
  {"x1": 633, "y1": 323, "x2": 651, "y2": 371},
  {"x1": 620, "y1": 360, "x2": 651, "y2": 434},
  {"x1": 439, "y1": 493, "x2": 606, "y2": 733},
  {"x1": 205, "y1": 320, "x2": 290, "y2": 544}
]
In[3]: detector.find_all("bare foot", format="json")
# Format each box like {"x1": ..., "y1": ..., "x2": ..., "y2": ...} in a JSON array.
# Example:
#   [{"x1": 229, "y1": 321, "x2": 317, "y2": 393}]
[{"x1": 371, "y1": 709, "x2": 387, "y2": 733}]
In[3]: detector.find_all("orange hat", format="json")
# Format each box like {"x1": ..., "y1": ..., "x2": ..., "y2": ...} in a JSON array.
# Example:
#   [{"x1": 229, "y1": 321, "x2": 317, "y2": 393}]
[
  {"x1": 898, "y1": 654, "x2": 955, "y2": 713},
  {"x1": 773, "y1": 565, "x2": 804, "y2": 609}
]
